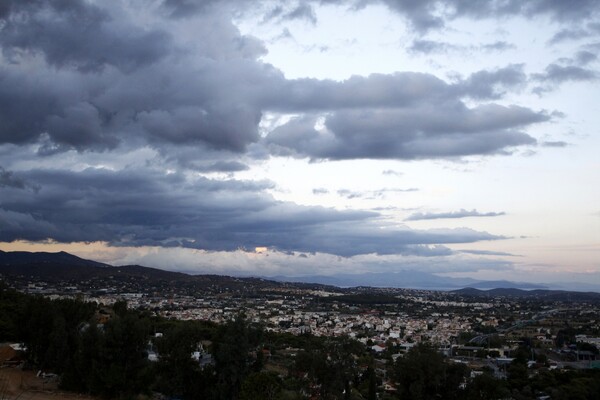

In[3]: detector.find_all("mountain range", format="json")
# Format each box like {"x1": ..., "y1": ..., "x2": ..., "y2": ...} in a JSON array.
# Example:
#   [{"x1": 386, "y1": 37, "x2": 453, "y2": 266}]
[
  {"x1": 271, "y1": 272, "x2": 547, "y2": 290},
  {"x1": 1, "y1": 250, "x2": 598, "y2": 293}
]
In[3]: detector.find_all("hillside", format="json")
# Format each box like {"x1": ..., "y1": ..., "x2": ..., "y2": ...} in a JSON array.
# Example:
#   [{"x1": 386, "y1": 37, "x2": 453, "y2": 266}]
[
  {"x1": 0, "y1": 250, "x2": 336, "y2": 295},
  {"x1": 452, "y1": 287, "x2": 600, "y2": 302},
  {"x1": 1, "y1": 251, "x2": 598, "y2": 300}
]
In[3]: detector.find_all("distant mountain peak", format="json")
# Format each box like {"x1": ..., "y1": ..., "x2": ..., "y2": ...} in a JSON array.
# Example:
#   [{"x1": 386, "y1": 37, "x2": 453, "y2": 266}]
[
  {"x1": 0, "y1": 250, "x2": 110, "y2": 268},
  {"x1": 1, "y1": 250, "x2": 598, "y2": 294}
]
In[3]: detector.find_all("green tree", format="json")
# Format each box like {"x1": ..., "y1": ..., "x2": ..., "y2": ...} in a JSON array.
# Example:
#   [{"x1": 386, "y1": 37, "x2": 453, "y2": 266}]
[
  {"x1": 0, "y1": 285, "x2": 26, "y2": 341},
  {"x1": 294, "y1": 337, "x2": 365, "y2": 399},
  {"x1": 155, "y1": 323, "x2": 215, "y2": 399},
  {"x1": 214, "y1": 315, "x2": 261, "y2": 399},
  {"x1": 239, "y1": 372, "x2": 282, "y2": 400},
  {"x1": 87, "y1": 313, "x2": 151, "y2": 398},
  {"x1": 465, "y1": 373, "x2": 509, "y2": 400},
  {"x1": 507, "y1": 361, "x2": 529, "y2": 391},
  {"x1": 366, "y1": 365, "x2": 377, "y2": 400},
  {"x1": 64, "y1": 320, "x2": 102, "y2": 392},
  {"x1": 394, "y1": 343, "x2": 468, "y2": 400},
  {"x1": 44, "y1": 314, "x2": 69, "y2": 372}
]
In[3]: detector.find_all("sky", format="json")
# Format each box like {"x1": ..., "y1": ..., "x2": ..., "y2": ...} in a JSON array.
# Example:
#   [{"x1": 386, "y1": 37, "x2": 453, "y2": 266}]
[{"x1": 0, "y1": 0, "x2": 599, "y2": 286}]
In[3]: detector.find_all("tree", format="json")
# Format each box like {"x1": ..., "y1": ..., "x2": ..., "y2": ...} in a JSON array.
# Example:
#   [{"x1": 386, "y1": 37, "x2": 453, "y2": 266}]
[
  {"x1": 214, "y1": 315, "x2": 258, "y2": 399},
  {"x1": 85, "y1": 313, "x2": 152, "y2": 398},
  {"x1": 465, "y1": 372, "x2": 509, "y2": 400},
  {"x1": 154, "y1": 323, "x2": 216, "y2": 399},
  {"x1": 507, "y1": 361, "x2": 529, "y2": 391},
  {"x1": 394, "y1": 343, "x2": 468, "y2": 400},
  {"x1": 366, "y1": 365, "x2": 377, "y2": 400},
  {"x1": 44, "y1": 314, "x2": 69, "y2": 372},
  {"x1": 64, "y1": 320, "x2": 102, "y2": 392},
  {"x1": 0, "y1": 285, "x2": 26, "y2": 341},
  {"x1": 239, "y1": 372, "x2": 282, "y2": 400},
  {"x1": 112, "y1": 300, "x2": 128, "y2": 317}
]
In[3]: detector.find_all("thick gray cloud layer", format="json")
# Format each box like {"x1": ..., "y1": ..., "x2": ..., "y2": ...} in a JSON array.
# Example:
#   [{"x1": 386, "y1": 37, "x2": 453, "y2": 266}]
[
  {"x1": 0, "y1": 2, "x2": 548, "y2": 159},
  {"x1": 169, "y1": 0, "x2": 599, "y2": 33},
  {"x1": 0, "y1": 167, "x2": 502, "y2": 256},
  {"x1": 549, "y1": 22, "x2": 600, "y2": 44},
  {"x1": 263, "y1": 66, "x2": 545, "y2": 161},
  {"x1": 0, "y1": 0, "x2": 573, "y2": 258},
  {"x1": 533, "y1": 64, "x2": 598, "y2": 83},
  {"x1": 0, "y1": 166, "x2": 26, "y2": 189},
  {"x1": 409, "y1": 39, "x2": 515, "y2": 55},
  {"x1": 0, "y1": 1, "x2": 171, "y2": 73},
  {"x1": 266, "y1": 103, "x2": 543, "y2": 160},
  {"x1": 376, "y1": 0, "x2": 600, "y2": 31}
]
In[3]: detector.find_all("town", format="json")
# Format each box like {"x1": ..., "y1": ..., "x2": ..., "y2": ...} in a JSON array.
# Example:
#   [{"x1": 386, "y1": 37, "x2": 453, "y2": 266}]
[
  {"x1": 6, "y1": 266, "x2": 600, "y2": 373},
  {"x1": 1, "y1": 253, "x2": 600, "y2": 399}
]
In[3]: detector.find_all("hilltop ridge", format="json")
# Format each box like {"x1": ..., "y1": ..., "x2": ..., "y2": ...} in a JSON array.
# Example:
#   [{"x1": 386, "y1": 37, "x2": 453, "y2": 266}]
[{"x1": 1, "y1": 250, "x2": 599, "y2": 299}]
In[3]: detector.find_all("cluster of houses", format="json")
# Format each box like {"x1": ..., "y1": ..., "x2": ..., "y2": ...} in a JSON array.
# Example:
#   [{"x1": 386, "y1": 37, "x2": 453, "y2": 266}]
[{"x1": 10, "y1": 279, "x2": 600, "y2": 375}]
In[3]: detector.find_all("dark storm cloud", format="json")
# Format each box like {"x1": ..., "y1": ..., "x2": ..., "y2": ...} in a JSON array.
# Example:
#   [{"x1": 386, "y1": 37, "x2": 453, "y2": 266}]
[
  {"x1": 0, "y1": 1, "x2": 171, "y2": 73},
  {"x1": 480, "y1": 41, "x2": 515, "y2": 52},
  {"x1": 549, "y1": 22, "x2": 600, "y2": 44},
  {"x1": 584, "y1": 42, "x2": 600, "y2": 53},
  {"x1": 266, "y1": 103, "x2": 542, "y2": 160},
  {"x1": 137, "y1": 104, "x2": 262, "y2": 151},
  {"x1": 0, "y1": 168, "x2": 502, "y2": 256},
  {"x1": 531, "y1": 48, "x2": 599, "y2": 93},
  {"x1": 0, "y1": 166, "x2": 26, "y2": 189},
  {"x1": 0, "y1": 2, "x2": 271, "y2": 152},
  {"x1": 167, "y1": 1, "x2": 317, "y2": 24},
  {"x1": 0, "y1": 0, "x2": 559, "y2": 256},
  {"x1": 194, "y1": 161, "x2": 250, "y2": 172},
  {"x1": 162, "y1": 0, "x2": 223, "y2": 18},
  {"x1": 158, "y1": 0, "x2": 600, "y2": 32},
  {"x1": 0, "y1": 67, "x2": 73, "y2": 147},
  {"x1": 549, "y1": 29, "x2": 592, "y2": 44},
  {"x1": 409, "y1": 39, "x2": 457, "y2": 54},
  {"x1": 575, "y1": 50, "x2": 598, "y2": 65},
  {"x1": 0, "y1": 53, "x2": 270, "y2": 153},
  {"x1": 0, "y1": 69, "x2": 118, "y2": 150},
  {"x1": 262, "y1": 64, "x2": 544, "y2": 160},
  {"x1": 263, "y1": 67, "x2": 541, "y2": 161},
  {"x1": 405, "y1": 209, "x2": 506, "y2": 221},
  {"x1": 256, "y1": 224, "x2": 501, "y2": 257},
  {"x1": 0, "y1": 208, "x2": 61, "y2": 243},
  {"x1": 456, "y1": 64, "x2": 527, "y2": 99},
  {"x1": 533, "y1": 64, "x2": 598, "y2": 83},
  {"x1": 374, "y1": 0, "x2": 443, "y2": 31},
  {"x1": 0, "y1": 0, "x2": 547, "y2": 161},
  {"x1": 409, "y1": 40, "x2": 514, "y2": 55},
  {"x1": 374, "y1": 0, "x2": 600, "y2": 32},
  {"x1": 283, "y1": 3, "x2": 317, "y2": 24},
  {"x1": 272, "y1": 72, "x2": 451, "y2": 111}
]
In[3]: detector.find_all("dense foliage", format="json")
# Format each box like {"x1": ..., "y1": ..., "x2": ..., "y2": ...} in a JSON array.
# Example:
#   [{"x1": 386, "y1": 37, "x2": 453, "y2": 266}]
[{"x1": 393, "y1": 343, "x2": 470, "y2": 400}]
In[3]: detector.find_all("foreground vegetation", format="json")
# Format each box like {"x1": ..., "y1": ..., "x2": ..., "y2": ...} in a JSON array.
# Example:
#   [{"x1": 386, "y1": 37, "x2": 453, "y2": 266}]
[{"x1": 1, "y1": 284, "x2": 599, "y2": 399}]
